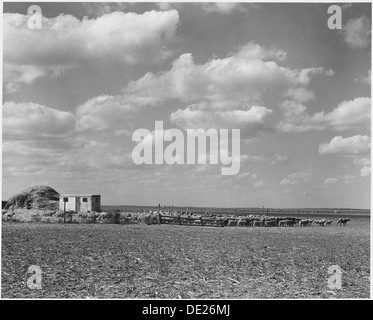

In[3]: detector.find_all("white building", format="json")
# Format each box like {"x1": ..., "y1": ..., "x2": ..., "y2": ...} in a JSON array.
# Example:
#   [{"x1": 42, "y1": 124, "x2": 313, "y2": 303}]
[{"x1": 59, "y1": 194, "x2": 101, "y2": 213}]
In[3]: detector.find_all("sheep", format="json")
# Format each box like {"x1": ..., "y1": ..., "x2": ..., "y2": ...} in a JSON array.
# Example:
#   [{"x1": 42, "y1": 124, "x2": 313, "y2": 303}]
[
  {"x1": 237, "y1": 219, "x2": 246, "y2": 227},
  {"x1": 278, "y1": 220, "x2": 285, "y2": 227},
  {"x1": 337, "y1": 218, "x2": 350, "y2": 226},
  {"x1": 252, "y1": 220, "x2": 262, "y2": 227},
  {"x1": 264, "y1": 220, "x2": 277, "y2": 227},
  {"x1": 227, "y1": 219, "x2": 237, "y2": 227},
  {"x1": 285, "y1": 219, "x2": 295, "y2": 227},
  {"x1": 314, "y1": 219, "x2": 326, "y2": 226},
  {"x1": 326, "y1": 220, "x2": 333, "y2": 226},
  {"x1": 299, "y1": 219, "x2": 310, "y2": 227},
  {"x1": 97, "y1": 212, "x2": 113, "y2": 222}
]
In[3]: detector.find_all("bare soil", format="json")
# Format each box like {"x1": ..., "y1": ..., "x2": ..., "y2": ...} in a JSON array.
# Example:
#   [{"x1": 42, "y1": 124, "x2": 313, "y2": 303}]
[{"x1": 1, "y1": 217, "x2": 370, "y2": 298}]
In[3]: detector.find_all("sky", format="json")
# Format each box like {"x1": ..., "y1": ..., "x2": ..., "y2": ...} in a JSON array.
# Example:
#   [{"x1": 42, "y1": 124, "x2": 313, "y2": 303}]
[{"x1": 2, "y1": 2, "x2": 371, "y2": 208}]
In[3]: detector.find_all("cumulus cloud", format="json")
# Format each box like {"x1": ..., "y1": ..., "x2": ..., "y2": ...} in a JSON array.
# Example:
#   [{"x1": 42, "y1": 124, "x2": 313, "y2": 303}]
[
  {"x1": 284, "y1": 87, "x2": 315, "y2": 103},
  {"x1": 355, "y1": 70, "x2": 371, "y2": 85},
  {"x1": 3, "y1": 10, "x2": 179, "y2": 92},
  {"x1": 277, "y1": 97, "x2": 371, "y2": 132},
  {"x1": 343, "y1": 15, "x2": 371, "y2": 48},
  {"x1": 353, "y1": 157, "x2": 371, "y2": 177},
  {"x1": 319, "y1": 135, "x2": 371, "y2": 155},
  {"x1": 125, "y1": 42, "x2": 298, "y2": 106},
  {"x1": 30, "y1": 41, "x2": 329, "y2": 137},
  {"x1": 122, "y1": 42, "x2": 325, "y2": 136},
  {"x1": 76, "y1": 95, "x2": 136, "y2": 131},
  {"x1": 170, "y1": 103, "x2": 273, "y2": 131},
  {"x1": 3, "y1": 101, "x2": 75, "y2": 139},
  {"x1": 280, "y1": 171, "x2": 312, "y2": 186}
]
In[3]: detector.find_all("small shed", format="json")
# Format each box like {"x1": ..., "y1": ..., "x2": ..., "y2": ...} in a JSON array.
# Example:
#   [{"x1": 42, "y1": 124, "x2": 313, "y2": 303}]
[{"x1": 59, "y1": 194, "x2": 101, "y2": 213}]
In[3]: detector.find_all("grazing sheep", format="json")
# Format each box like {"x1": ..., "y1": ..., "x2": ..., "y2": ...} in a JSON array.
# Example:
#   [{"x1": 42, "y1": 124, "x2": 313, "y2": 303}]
[
  {"x1": 286, "y1": 219, "x2": 295, "y2": 227},
  {"x1": 326, "y1": 220, "x2": 333, "y2": 226},
  {"x1": 252, "y1": 220, "x2": 262, "y2": 227},
  {"x1": 337, "y1": 218, "x2": 350, "y2": 226},
  {"x1": 299, "y1": 219, "x2": 310, "y2": 227},
  {"x1": 264, "y1": 220, "x2": 277, "y2": 227},
  {"x1": 227, "y1": 219, "x2": 237, "y2": 227},
  {"x1": 97, "y1": 212, "x2": 112, "y2": 221},
  {"x1": 237, "y1": 219, "x2": 246, "y2": 227},
  {"x1": 315, "y1": 219, "x2": 326, "y2": 226},
  {"x1": 85, "y1": 212, "x2": 97, "y2": 222},
  {"x1": 279, "y1": 219, "x2": 293, "y2": 227}
]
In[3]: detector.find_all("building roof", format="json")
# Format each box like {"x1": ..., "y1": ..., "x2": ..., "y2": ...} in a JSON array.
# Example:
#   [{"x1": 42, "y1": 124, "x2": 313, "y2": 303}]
[{"x1": 60, "y1": 194, "x2": 100, "y2": 197}]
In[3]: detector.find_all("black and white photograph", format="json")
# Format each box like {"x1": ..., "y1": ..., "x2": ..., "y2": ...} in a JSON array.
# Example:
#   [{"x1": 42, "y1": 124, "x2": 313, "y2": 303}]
[{"x1": 1, "y1": 1, "x2": 371, "y2": 302}]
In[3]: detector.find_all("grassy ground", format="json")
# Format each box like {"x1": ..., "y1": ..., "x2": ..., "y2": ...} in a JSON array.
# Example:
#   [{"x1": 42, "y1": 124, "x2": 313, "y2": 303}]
[{"x1": 2, "y1": 217, "x2": 370, "y2": 298}]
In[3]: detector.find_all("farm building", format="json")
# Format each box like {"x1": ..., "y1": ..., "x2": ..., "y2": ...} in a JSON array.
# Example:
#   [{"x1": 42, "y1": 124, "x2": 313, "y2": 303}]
[{"x1": 59, "y1": 194, "x2": 101, "y2": 213}]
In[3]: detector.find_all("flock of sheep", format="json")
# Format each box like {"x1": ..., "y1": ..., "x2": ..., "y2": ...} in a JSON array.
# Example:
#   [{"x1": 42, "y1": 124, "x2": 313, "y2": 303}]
[
  {"x1": 2, "y1": 208, "x2": 351, "y2": 227},
  {"x1": 76, "y1": 210, "x2": 159, "y2": 224},
  {"x1": 222, "y1": 216, "x2": 344, "y2": 227},
  {"x1": 155, "y1": 212, "x2": 351, "y2": 228},
  {"x1": 75, "y1": 211, "x2": 351, "y2": 227}
]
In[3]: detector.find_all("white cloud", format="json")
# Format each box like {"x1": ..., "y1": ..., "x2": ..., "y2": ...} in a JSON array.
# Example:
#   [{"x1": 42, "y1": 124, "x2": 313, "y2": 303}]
[
  {"x1": 280, "y1": 179, "x2": 297, "y2": 186},
  {"x1": 360, "y1": 166, "x2": 371, "y2": 177},
  {"x1": 170, "y1": 103, "x2": 273, "y2": 132},
  {"x1": 3, "y1": 10, "x2": 180, "y2": 92},
  {"x1": 277, "y1": 101, "x2": 324, "y2": 132},
  {"x1": 319, "y1": 135, "x2": 371, "y2": 155},
  {"x1": 318, "y1": 97, "x2": 371, "y2": 131},
  {"x1": 270, "y1": 154, "x2": 288, "y2": 164},
  {"x1": 277, "y1": 97, "x2": 371, "y2": 132},
  {"x1": 125, "y1": 42, "x2": 301, "y2": 106},
  {"x1": 355, "y1": 70, "x2": 371, "y2": 85},
  {"x1": 342, "y1": 175, "x2": 355, "y2": 184},
  {"x1": 280, "y1": 171, "x2": 312, "y2": 187},
  {"x1": 343, "y1": 15, "x2": 371, "y2": 49},
  {"x1": 3, "y1": 101, "x2": 75, "y2": 138},
  {"x1": 353, "y1": 157, "x2": 371, "y2": 167},
  {"x1": 352, "y1": 157, "x2": 371, "y2": 177},
  {"x1": 76, "y1": 95, "x2": 135, "y2": 131},
  {"x1": 125, "y1": 42, "x2": 326, "y2": 107},
  {"x1": 288, "y1": 171, "x2": 313, "y2": 181},
  {"x1": 324, "y1": 177, "x2": 339, "y2": 186},
  {"x1": 122, "y1": 42, "x2": 325, "y2": 136},
  {"x1": 61, "y1": 42, "x2": 329, "y2": 136},
  {"x1": 285, "y1": 87, "x2": 315, "y2": 103}
]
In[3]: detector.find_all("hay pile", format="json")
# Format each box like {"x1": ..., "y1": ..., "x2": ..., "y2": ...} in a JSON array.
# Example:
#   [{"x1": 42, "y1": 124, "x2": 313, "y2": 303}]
[{"x1": 5, "y1": 185, "x2": 59, "y2": 211}]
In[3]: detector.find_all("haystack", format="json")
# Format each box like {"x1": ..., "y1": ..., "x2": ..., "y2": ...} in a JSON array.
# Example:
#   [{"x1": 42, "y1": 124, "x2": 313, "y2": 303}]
[{"x1": 5, "y1": 185, "x2": 59, "y2": 211}]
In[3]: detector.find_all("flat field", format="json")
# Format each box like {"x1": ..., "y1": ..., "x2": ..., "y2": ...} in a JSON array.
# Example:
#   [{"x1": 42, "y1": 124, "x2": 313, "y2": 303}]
[{"x1": 1, "y1": 217, "x2": 370, "y2": 298}]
